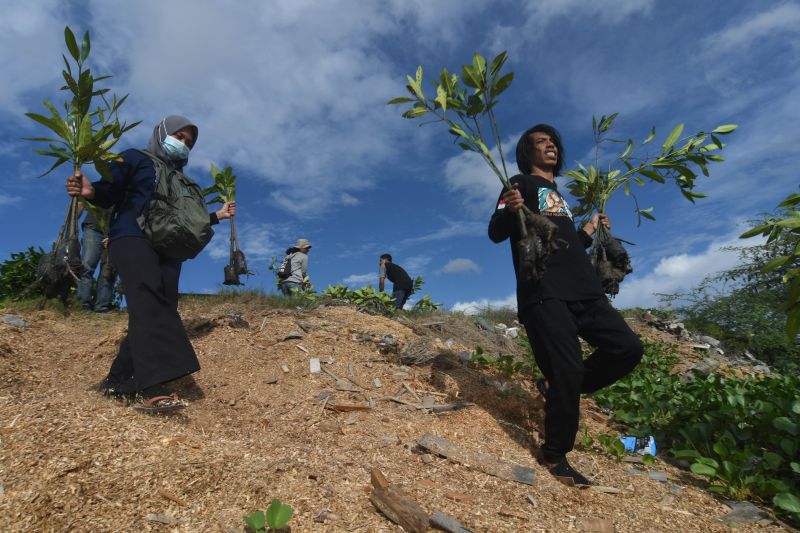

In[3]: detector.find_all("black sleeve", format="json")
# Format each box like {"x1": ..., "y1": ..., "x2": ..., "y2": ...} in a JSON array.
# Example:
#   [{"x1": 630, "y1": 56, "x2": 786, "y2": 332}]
[
  {"x1": 488, "y1": 176, "x2": 524, "y2": 243},
  {"x1": 91, "y1": 150, "x2": 140, "y2": 208},
  {"x1": 578, "y1": 229, "x2": 594, "y2": 248},
  {"x1": 209, "y1": 212, "x2": 219, "y2": 225}
]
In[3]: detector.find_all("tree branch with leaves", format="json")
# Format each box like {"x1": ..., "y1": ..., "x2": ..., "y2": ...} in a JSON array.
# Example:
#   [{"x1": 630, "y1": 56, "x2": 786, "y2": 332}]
[{"x1": 204, "y1": 164, "x2": 249, "y2": 285}]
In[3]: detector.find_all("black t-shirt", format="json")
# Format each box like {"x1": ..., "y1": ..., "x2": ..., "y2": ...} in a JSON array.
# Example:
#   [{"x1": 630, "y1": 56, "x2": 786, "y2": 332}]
[
  {"x1": 488, "y1": 173, "x2": 604, "y2": 319},
  {"x1": 382, "y1": 262, "x2": 413, "y2": 291}
]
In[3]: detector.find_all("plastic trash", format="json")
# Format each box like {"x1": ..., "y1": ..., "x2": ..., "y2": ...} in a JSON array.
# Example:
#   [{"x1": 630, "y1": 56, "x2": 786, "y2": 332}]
[{"x1": 618, "y1": 435, "x2": 656, "y2": 456}]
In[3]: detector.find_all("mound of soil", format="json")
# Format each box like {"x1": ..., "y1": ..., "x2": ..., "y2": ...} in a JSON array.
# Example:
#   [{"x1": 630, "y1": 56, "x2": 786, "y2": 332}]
[{"x1": 0, "y1": 302, "x2": 787, "y2": 532}]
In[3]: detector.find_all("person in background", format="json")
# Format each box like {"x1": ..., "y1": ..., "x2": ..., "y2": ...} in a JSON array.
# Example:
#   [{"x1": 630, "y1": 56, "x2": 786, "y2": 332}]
[
  {"x1": 379, "y1": 253, "x2": 413, "y2": 309},
  {"x1": 76, "y1": 206, "x2": 116, "y2": 312},
  {"x1": 280, "y1": 238, "x2": 311, "y2": 295},
  {"x1": 66, "y1": 115, "x2": 235, "y2": 414}
]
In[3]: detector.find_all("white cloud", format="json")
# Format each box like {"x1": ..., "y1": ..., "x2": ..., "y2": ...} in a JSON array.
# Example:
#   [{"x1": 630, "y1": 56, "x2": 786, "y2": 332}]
[
  {"x1": 613, "y1": 232, "x2": 765, "y2": 309},
  {"x1": 451, "y1": 293, "x2": 517, "y2": 315},
  {"x1": 342, "y1": 273, "x2": 375, "y2": 286},
  {"x1": 0, "y1": 194, "x2": 22, "y2": 207},
  {"x1": 398, "y1": 218, "x2": 485, "y2": 247},
  {"x1": 403, "y1": 255, "x2": 432, "y2": 275},
  {"x1": 58, "y1": 1, "x2": 482, "y2": 217},
  {"x1": 441, "y1": 258, "x2": 481, "y2": 274},
  {"x1": 703, "y1": 3, "x2": 800, "y2": 52}
]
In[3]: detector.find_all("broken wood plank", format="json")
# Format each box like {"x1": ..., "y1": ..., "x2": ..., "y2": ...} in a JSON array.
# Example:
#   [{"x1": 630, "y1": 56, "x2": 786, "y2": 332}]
[
  {"x1": 369, "y1": 468, "x2": 430, "y2": 533},
  {"x1": 417, "y1": 433, "x2": 535, "y2": 486},
  {"x1": 322, "y1": 365, "x2": 369, "y2": 390},
  {"x1": 589, "y1": 485, "x2": 623, "y2": 494},
  {"x1": 328, "y1": 402, "x2": 373, "y2": 412},
  {"x1": 403, "y1": 382, "x2": 422, "y2": 402},
  {"x1": 157, "y1": 488, "x2": 187, "y2": 507},
  {"x1": 384, "y1": 396, "x2": 423, "y2": 409},
  {"x1": 430, "y1": 511, "x2": 474, "y2": 533},
  {"x1": 429, "y1": 402, "x2": 474, "y2": 414}
]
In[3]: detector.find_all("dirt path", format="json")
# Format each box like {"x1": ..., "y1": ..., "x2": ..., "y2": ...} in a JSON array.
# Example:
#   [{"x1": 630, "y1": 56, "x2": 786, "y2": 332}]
[{"x1": 0, "y1": 303, "x2": 788, "y2": 532}]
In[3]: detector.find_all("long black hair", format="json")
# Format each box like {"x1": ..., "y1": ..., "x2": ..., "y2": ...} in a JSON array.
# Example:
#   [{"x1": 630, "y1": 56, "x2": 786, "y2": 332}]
[{"x1": 515, "y1": 124, "x2": 564, "y2": 176}]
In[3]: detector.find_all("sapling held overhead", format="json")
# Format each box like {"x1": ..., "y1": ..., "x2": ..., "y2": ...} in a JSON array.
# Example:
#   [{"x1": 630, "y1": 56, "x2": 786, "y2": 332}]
[
  {"x1": 389, "y1": 51, "x2": 562, "y2": 282},
  {"x1": 23, "y1": 26, "x2": 139, "y2": 304}
]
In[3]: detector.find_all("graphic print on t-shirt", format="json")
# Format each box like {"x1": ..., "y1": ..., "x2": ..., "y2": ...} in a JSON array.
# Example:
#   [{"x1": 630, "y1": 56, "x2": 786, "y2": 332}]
[{"x1": 538, "y1": 188, "x2": 573, "y2": 219}]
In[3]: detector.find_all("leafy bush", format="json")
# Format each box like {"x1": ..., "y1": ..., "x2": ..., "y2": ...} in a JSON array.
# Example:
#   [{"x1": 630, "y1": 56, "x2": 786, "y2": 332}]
[
  {"x1": 592, "y1": 340, "x2": 800, "y2": 521},
  {"x1": 0, "y1": 247, "x2": 46, "y2": 300}
]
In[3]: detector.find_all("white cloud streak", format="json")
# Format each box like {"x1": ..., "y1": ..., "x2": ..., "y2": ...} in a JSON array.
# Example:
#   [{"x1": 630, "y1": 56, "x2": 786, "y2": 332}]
[
  {"x1": 440, "y1": 258, "x2": 481, "y2": 274},
  {"x1": 451, "y1": 293, "x2": 517, "y2": 315},
  {"x1": 342, "y1": 273, "x2": 375, "y2": 286}
]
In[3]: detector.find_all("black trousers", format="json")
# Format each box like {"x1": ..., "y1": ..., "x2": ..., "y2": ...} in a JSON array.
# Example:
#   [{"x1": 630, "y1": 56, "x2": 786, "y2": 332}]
[
  {"x1": 522, "y1": 297, "x2": 643, "y2": 462},
  {"x1": 104, "y1": 237, "x2": 200, "y2": 394}
]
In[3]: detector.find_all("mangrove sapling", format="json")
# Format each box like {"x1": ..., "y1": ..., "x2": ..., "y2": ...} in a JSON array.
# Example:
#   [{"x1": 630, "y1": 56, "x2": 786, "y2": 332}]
[
  {"x1": 563, "y1": 114, "x2": 738, "y2": 295},
  {"x1": 389, "y1": 51, "x2": 561, "y2": 281},
  {"x1": 24, "y1": 26, "x2": 139, "y2": 303},
  {"x1": 204, "y1": 164, "x2": 250, "y2": 285}
]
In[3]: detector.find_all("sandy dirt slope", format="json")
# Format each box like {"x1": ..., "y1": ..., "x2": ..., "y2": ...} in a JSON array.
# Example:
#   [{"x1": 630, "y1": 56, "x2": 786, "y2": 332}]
[{"x1": 0, "y1": 301, "x2": 789, "y2": 532}]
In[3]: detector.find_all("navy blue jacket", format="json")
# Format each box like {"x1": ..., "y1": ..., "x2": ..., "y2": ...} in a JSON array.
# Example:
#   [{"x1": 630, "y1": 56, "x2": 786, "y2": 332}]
[{"x1": 89, "y1": 149, "x2": 219, "y2": 243}]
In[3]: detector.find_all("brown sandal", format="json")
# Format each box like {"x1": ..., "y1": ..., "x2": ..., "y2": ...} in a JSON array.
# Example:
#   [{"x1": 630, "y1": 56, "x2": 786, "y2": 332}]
[{"x1": 133, "y1": 394, "x2": 188, "y2": 414}]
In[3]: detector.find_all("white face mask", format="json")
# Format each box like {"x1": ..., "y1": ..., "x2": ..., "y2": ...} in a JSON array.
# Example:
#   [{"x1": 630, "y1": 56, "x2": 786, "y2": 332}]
[{"x1": 162, "y1": 134, "x2": 190, "y2": 160}]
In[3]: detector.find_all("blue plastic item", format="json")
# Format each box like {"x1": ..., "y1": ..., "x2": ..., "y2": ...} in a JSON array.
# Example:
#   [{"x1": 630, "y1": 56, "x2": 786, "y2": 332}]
[{"x1": 618, "y1": 435, "x2": 657, "y2": 456}]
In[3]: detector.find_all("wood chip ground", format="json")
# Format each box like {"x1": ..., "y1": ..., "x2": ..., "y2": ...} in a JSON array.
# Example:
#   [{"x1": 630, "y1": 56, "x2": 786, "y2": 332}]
[{"x1": 0, "y1": 302, "x2": 789, "y2": 532}]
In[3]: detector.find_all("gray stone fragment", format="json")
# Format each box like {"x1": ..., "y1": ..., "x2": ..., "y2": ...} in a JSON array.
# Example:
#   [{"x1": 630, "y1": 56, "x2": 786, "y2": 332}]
[
  {"x1": 669, "y1": 483, "x2": 685, "y2": 495},
  {"x1": 625, "y1": 466, "x2": 645, "y2": 476},
  {"x1": 648, "y1": 470, "x2": 668, "y2": 482},
  {"x1": 697, "y1": 335, "x2": 721, "y2": 347},
  {"x1": 1, "y1": 315, "x2": 28, "y2": 327},
  {"x1": 456, "y1": 351, "x2": 473, "y2": 362},
  {"x1": 720, "y1": 501, "x2": 769, "y2": 524},
  {"x1": 430, "y1": 511, "x2": 475, "y2": 533}
]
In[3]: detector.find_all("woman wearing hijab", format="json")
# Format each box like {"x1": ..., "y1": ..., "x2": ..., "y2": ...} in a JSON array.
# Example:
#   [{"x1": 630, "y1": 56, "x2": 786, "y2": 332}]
[{"x1": 66, "y1": 115, "x2": 235, "y2": 413}]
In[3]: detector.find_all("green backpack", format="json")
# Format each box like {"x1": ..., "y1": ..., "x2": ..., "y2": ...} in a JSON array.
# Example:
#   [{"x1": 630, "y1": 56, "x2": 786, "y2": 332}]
[{"x1": 136, "y1": 150, "x2": 214, "y2": 260}]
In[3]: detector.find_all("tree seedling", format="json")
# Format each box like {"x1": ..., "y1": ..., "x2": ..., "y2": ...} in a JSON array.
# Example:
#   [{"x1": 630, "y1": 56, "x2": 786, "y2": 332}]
[{"x1": 244, "y1": 498, "x2": 294, "y2": 532}]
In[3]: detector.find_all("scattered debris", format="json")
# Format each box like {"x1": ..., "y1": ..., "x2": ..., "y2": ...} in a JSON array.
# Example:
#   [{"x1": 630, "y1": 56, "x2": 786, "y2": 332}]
[
  {"x1": 264, "y1": 375, "x2": 279, "y2": 384},
  {"x1": 309, "y1": 358, "x2": 321, "y2": 374},
  {"x1": 144, "y1": 513, "x2": 182, "y2": 525},
  {"x1": 577, "y1": 516, "x2": 614, "y2": 533},
  {"x1": 1, "y1": 315, "x2": 28, "y2": 328},
  {"x1": 281, "y1": 364, "x2": 290, "y2": 373},
  {"x1": 648, "y1": 471, "x2": 668, "y2": 483},
  {"x1": 720, "y1": 500, "x2": 770, "y2": 524},
  {"x1": 589, "y1": 486, "x2": 623, "y2": 494},
  {"x1": 296, "y1": 344, "x2": 309, "y2": 353},
  {"x1": 418, "y1": 433, "x2": 535, "y2": 486},
  {"x1": 373, "y1": 377, "x2": 383, "y2": 388},
  {"x1": 526, "y1": 495, "x2": 538, "y2": 508},
  {"x1": 282, "y1": 332, "x2": 303, "y2": 341},
  {"x1": 430, "y1": 511, "x2": 474, "y2": 533},
  {"x1": 157, "y1": 488, "x2": 187, "y2": 507}
]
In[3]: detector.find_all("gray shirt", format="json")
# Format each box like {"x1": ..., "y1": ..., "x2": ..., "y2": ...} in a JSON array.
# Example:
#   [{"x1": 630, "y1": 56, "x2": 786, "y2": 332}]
[{"x1": 285, "y1": 252, "x2": 308, "y2": 284}]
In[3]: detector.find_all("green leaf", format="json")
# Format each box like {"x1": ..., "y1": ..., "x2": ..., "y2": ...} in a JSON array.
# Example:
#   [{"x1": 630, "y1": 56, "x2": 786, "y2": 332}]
[
  {"x1": 491, "y1": 72, "x2": 514, "y2": 98},
  {"x1": 435, "y1": 84, "x2": 447, "y2": 112},
  {"x1": 620, "y1": 139, "x2": 633, "y2": 159},
  {"x1": 402, "y1": 107, "x2": 428, "y2": 119},
  {"x1": 690, "y1": 462, "x2": 717, "y2": 477},
  {"x1": 64, "y1": 27, "x2": 80, "y2": 62},
  {"x1": 243, "y1": 510, "x2": 266, "y2": 531},
  {"x1": 638, "y1": 209, "x2": 656, "y2": 221},
  {"x1": 461, "y1": 64, "x2": 480, "y2": 89},
  {"x1": 763, "y1": 255, "x2": 791, "y2": 272},
  {"x1": 472, "y1": 52, "x2": 487, "y2": 79},
  {"x1": 740, "y1": 223, "x2": 771, "y2": 238},
  {"x1": 712, "y1": 124, "x2": 737, "y2": 134},
  {"x1": 773, "y1": 417, "x2": 797, "y2": 436},
  {"x1": 773, "y1": 493, "x2": 800, "y2": 514},
  {"x1": 266, "y1": 499, "x2": 294, "y2": 529},
  {"x1": 662, "y1": 123, "x2": 685, "y2": 153},
  {"x1": 94, "y1": 159, "x2": 114, "y2": 182},
  {"x1": 387, "y1": 97, "x2": 413, "y2": 105},
  {"x1": 640, "y1": 169, "x2": 665, "y2": 183},
  {"x1": 489, "y1": 51, "x2": 508, "y2": 77},
  {"x1": 415, "y1": 65, "x2": 422, "y2": 88},
  {"x1": 80, "y1": 30, "x2": 91, "y2": 63}
]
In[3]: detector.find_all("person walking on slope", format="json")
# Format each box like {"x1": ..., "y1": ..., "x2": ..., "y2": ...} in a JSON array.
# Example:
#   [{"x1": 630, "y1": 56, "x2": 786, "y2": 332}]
[
  {"x1": 66, "y1": 115, "x2": 235, "y2": 413},
  {"x1": 379, "y1": 254, "x2": 413, "y2": 309},
  {"x1": 280, "y1": 239, "x2": 311, "y2": 296},
  {"x1": 488, "y1": 124, "x2": 643, "y2": 485}
]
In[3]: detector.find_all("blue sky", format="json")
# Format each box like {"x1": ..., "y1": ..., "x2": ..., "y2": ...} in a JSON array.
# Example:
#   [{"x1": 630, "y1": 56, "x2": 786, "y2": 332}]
[{"x1": 1, "y1": 0, "x2": 798, "y2": 312}]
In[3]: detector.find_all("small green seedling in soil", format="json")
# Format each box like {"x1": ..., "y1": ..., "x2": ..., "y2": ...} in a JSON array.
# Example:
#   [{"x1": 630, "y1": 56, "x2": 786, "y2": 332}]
[{"x1": 244, "y1": 498, "x2": 294, "y2": 532}]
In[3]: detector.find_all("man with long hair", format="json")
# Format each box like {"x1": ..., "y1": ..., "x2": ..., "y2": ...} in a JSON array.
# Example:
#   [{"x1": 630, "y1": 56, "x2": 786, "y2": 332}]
[{"x1": 488, "y1": 124, "x2": 643, "y2": 485}]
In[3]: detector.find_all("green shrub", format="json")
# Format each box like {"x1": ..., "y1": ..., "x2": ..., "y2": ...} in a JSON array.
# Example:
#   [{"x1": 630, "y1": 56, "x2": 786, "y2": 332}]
[
  {"x1": 592, "y1": 340, "x2": 800, "y2": 522},
  {"x1": 0, "y1": 247, "x2": 46, "y2": 300}
]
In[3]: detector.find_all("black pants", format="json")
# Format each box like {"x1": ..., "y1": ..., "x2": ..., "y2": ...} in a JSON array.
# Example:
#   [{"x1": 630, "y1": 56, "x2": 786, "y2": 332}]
[
  {"x1": 522, "y1": 297, "x2": 643, "y2": 462},
  {"x1": 103, "y1": 237, "x2": 200, "y2": 394}
]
